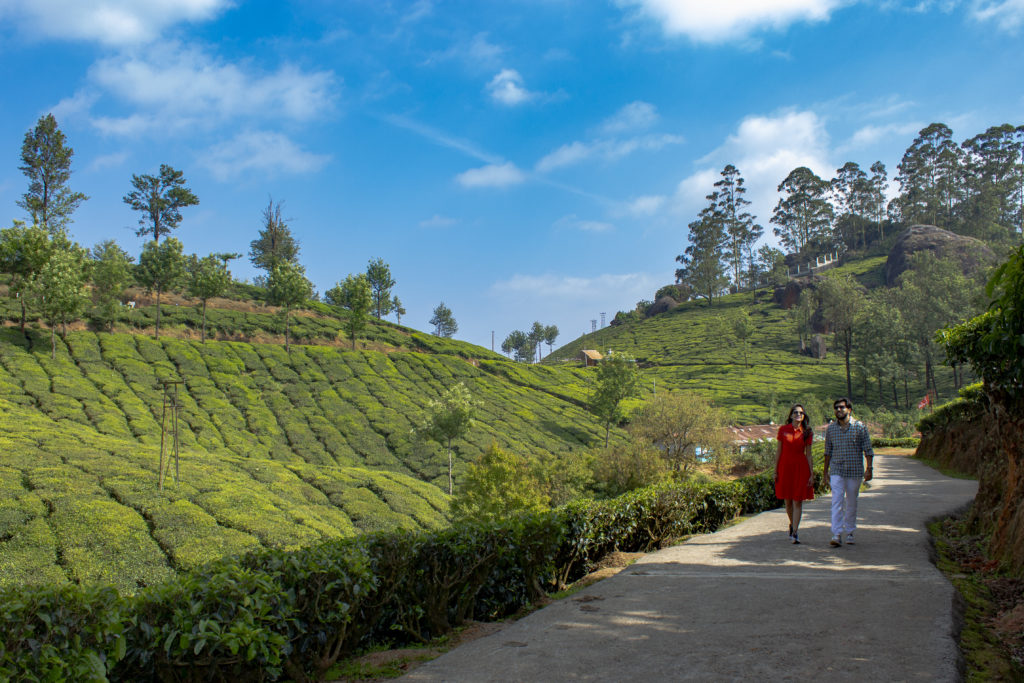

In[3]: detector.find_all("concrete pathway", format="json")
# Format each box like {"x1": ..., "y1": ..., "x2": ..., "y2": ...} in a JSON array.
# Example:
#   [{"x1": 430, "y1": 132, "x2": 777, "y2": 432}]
[{"x1": 404, "y1": 453, "x2": 977, "y2": 682}]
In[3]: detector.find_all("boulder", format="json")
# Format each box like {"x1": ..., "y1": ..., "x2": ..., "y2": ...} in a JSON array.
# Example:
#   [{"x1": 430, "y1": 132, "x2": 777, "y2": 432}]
[
  {"x1": 646, "y1": 296, "x2": 678, "y2": 317},
  {"x1": 885, "y1": 224, "x2": 997, "y2": 287},
  {"x1": 774, "y1": 274, "x2": 825, "y2": 309}
]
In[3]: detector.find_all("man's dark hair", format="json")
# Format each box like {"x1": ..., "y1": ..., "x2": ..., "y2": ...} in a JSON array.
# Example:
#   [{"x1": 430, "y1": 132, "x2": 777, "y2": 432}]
[{"x1": 833, "y1": 397, "x2": 852, "y2": 410}]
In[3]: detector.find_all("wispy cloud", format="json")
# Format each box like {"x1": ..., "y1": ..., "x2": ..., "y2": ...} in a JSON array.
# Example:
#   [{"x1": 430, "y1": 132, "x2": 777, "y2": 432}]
[
  {"x1": 384, "y1": 114, "x2": 503, "y2": 165},
  {"x1": 486, "y1": 69, "x2": 537, "y2": 106},
  {"x1": 200, "y1": 130, "x2": 330, "y2": 180},
  {"x1": 1, "y1": 0, "x2": 233, "y2": 46},
  {"x1": 972, "y1": 0, "x2": 1024, "y2": 30},
  {"x1": 85, "y1": 42, "x2": 336, "y2": 134},
  {"x1": 423, "y1": 32, "x2": 505, "y2": 69},
  {"x1": 537, "y1": 134, "x2": 683, "y2": 172},
  {"x1": 842, "y1": 121, "x2": 922, "y2": 151},
  {"x1": 86, "y1": 151, "x2": 129, "y2": 172},
  {"x1": 419, "y1": 214, "x2": 458, "y2": 228},
  {"x1": 554, "y1": 214, "x2": 616, "y2": 233},
  {"x1": 626, "y1": 195, "x2": 667, "y2": 216},
  {"x1": 600, "y1": 101, "x2": 659, "y2": 134},
  {"x1": 455, "y1": 162, "x2": 526, "y2": 188},
  {"x1": 615, "y1": 0, "x2": 844, "y2": 43}
]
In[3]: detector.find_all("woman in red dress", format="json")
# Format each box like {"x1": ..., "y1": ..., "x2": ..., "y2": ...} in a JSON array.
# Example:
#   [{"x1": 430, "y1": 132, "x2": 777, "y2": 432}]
[{"x1": 775, "y1": 404, "x2": 814, "y2": 544}]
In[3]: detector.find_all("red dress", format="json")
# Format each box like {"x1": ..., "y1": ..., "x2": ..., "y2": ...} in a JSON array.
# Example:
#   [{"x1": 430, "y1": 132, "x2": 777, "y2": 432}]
[{"x1": 775, "y1": 423, "x2": 814, "y2": 501}]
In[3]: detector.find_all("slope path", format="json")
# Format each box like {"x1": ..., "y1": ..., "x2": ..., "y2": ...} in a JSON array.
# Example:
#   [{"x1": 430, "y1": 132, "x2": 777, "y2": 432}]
[{"x1": 405, "y1": 453, "x2": 977, "y2": 681}]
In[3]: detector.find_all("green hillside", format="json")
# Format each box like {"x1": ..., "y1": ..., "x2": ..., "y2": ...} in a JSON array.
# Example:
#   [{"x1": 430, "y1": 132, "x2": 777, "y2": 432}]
[
  {"x1": 545, "y1": 256, "x2": 956, "y2": 421},
  {"x1": 0, "y1": 326, "x2": 614, "y2": 592}
]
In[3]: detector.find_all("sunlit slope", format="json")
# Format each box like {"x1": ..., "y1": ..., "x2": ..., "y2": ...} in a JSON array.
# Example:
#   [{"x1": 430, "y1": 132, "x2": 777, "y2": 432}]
[
  {"x1": 0, "y1": 330, "x2": 606, "y2": 484},
  {"x1": 0, "y1": 395, "x2": 448, "y2": 594},
  {"x1": 546, "y1": 257, "x2": 889, "y2": 420}
]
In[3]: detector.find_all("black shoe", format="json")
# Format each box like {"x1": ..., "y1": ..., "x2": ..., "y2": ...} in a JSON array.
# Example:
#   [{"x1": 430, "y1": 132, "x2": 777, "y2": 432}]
[{"x1": 792, "y1": 534, "x2": 800, "y2": 544}]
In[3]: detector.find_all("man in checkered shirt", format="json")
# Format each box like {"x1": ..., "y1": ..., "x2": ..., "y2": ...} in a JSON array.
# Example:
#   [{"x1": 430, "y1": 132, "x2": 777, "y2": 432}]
[{"x1": 823, "y1": 397, "x2": 874, "y2": 547}]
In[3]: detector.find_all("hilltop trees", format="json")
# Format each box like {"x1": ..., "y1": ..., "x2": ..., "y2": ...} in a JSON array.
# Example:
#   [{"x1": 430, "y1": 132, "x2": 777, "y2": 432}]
[
  {"x1": 676, "y1": 205, "x2": 728, "y2": 306},
  {"x1": 714, "y1": 165, "x2": 762, "y2": 290},
  {"x1": 137, "y1": 238, "x2": 187, "y2": 339},
  {"x1": 326, "y1": 273, "x2": 372, "y2": 350},
  {"x1": 589, "y1": 353, "x2": 640, "y2": 446},
  {"x1": 771, "y1": 166, "x2": 834, "y2": 255},
  {"x1": 90, "y1": 240, "x2": 133, "y2": 332},
  {"x1": 187, "y1": 254, "x2": 234, "y2": 343},
  {"x1": 366, "y1": 258, "x2": 395, "y2": 319},
  {"x1": 31, "y1": 243, "x2": 89, "y2": 358},
  {"x1": 267, "y1": 262, "x2": 313, "y2": 353},
  {"x1": 124, "y1": 165, "x2": 199, "y2": 244},
  {"x1": 18, "y1": 114, "x2": 87, "y2": 233},
  {"x1": 250, "y1": 198, "x2": 299, "y2": 273},
  {"x1": 430, "y1": 302, "x2": 457, "y2": 338}
]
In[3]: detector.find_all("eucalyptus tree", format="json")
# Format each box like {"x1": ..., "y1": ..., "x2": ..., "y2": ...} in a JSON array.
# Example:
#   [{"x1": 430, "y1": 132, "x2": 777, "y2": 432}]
[
  {"x1": 90, "y1": 239, "x2": 133, "y2": 332},
  {"x1": 675, "y1": 204, "x2": 728, "y2": 306},
  {"x1": 417, "y1": 382, "x2": 478, "y2": 495},
  {"x1": 894, "y1": 123, "x2": 960, "y2": 228},
  {"x1": 831, "y1": 161, "x2": 873, "y2": 250},
  {"x1": 817, "y1": 273, "x2": 867, "y2": 398},
  {"x1": 137, "y1": 237, "x2": 187, "y2": 339},
  {"x1": 18, "y1": 114, "x2": 87, "y2": 233},
  {"x1": 391, "y1": 295, "x2": 406, "y2": 324},
  {"x1": 430, "y1": 302, "x2": 458, "y2": 338},
  {"x1": 713, "y1": 165, "x2": 762, "y2": 289},
  {"x1": 868, "y1": 161, "x2": 889, "y2": 240},
  {"x1": 771, "y1": 166, "x2": 834, "y2": 255},
  {"x1": 958, "y1": 124, "x2": 1024, "y2": 240},
  {"x1": 32, "y1": 245, "x2": 89, "y2": 358},
  {"x1": 0, "y1": 221, "x2": 54, "y2": 331},
  {"x1": 326, "y1": 273, "x2": 372, "y2": 350},
  {"x1": 186, "y1": 254, "x2": 233, "y2": 343},
  {"x1": 124, "y1": 165, "x2": 199, "y2": 244},
  {"x1": 266, "y1": 261, "x2": 313, "y2": 353},
  {"x1": 366, "y1": 257, "x2": 395, "y2": 319},
  {"x1": 249, "y1": 198, "x2": 299, "y2": 273},
  {"x1": 543, "y1": 324, "x2": 559, "y2": 354}
]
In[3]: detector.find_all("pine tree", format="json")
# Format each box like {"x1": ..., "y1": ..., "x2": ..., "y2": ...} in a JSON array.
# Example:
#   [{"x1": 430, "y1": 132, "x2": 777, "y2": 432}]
[{"x1": 18, "y1": 114, "x2": 88, "y2": 233}]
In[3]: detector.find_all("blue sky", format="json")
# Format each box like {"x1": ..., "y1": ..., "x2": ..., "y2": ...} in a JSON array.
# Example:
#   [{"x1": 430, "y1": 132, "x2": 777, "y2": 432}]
[{"x1": 1, "y1": 1, "x2": 1023, "y2": 351}]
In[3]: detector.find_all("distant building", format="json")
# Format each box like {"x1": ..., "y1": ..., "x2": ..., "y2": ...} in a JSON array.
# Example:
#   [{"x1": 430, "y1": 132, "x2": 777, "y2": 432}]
[{"x1": 579, "y1": 349, "x2": 603, "y2": 367}]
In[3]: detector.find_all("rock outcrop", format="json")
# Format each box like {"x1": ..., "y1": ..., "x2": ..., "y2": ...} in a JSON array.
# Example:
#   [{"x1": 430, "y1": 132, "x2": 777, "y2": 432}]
[
  {"x1": 884, "y1": 224, "x2": 997, "y2": 286},
  {"x1": 646, "y1": 296, "x2": 678, "y2": 317}
]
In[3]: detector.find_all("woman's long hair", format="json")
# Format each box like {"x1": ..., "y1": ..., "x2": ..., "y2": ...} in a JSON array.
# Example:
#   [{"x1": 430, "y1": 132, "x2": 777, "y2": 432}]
[{"x1": 788, "y1": 404, "x2": 813, "y2": 442}]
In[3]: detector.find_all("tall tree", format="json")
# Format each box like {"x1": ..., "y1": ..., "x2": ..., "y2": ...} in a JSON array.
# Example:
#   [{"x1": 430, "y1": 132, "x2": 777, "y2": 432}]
[
  {"x1": 124, "y1": 165, "x2": 199, "y2": 244},
  {"x1": 830, "y1": 161, "x2": 873, "y2": 251},
  {"x1": 894, "y1": 123, "x2": 960, "y2": 228},
  {"x1": 18, "y1": 114, "x2": 87, "y2": 233},
  {"x1": 713, "y1": 165, "x2": 762, "y2": 289},
  {"x1": 430, "y1": 302, "x2": 458, "y2": 338},
  {"x1": 186, "y1": 254, "x2": 233, "y2": 343},
  {"x1": 958, "y1": 124, "x2": 1024, "y2": 241},
  {"x1": 0, "y1": 221, "x2": 54, "y2": 331},
  {"x1": 818, "y1": 273, "x2": 867, "y2": 397},
  {"x1": 731, "y1": 310, "x2": 756, "y2": 368},
  {"x1": 543, "y1": 324, "x2": 559, "y2": 355},
  {"x1": 391, "y1": 295, "x2": 406, "y2": 324},
  {"x1": 326, "y1": 273, "x2": 372, "y2": 350},
  {"x1": 249, "y1": 198, "x2": 299, "y2": 272},
  {"x1": 771, "y1": 166, "x2": 834, "y2": 255},
  {"x1": 31, "y1": 245, "x2": 89, "y2": 358},
  {"x1": 867, "y1": 161, "x2": 889, "y2": 241},
  {"x1": 529, "y1": 321, "x2": 546, "y2": 361},
  {"x1": 589, "y1": 352, "x2": 640, "y2": 446},
  {"x1": 365, "y1": 258, "x2": 396, "y2": 319},
  {"x1": 266, "y1": 262, "x2": 312, "y2": 353},
  {"x1": 417, "y1": 382, "x2": 478, "y2": 495},
  {"x1": 501, "y1": 329, "x2": 535, "y2": 362},
  {"x1": 136, "y1": 237, "x2": 187, "y2": 339},
  {"x1": 90, "y1": 239, "x2": 133, "y2": 332},
  {"x1": 675, "y1": 205, "x2": 728, "y2": 306}
]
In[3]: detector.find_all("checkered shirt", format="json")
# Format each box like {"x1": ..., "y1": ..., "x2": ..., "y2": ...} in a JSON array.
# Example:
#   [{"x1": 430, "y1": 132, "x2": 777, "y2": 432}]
[{"x1": 824, "y1": 419, "x2": 874, "y2": 478}]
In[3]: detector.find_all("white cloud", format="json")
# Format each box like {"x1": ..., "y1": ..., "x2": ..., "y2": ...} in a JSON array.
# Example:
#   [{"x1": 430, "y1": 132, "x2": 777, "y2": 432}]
[
  {"x1": 455, "y1": 162, "x2": 526, "y2": 188},
  {"x1": 486, "y1": 69, "x2": 536, "y2": 106},
  {"x1": 86, "y1": 151, "x2": 129, "y2": 172},
  {"x1": 676, "y1": 109, "x2": 832, "y2": 223},
  {"x1": 425, "y1": 32, "x2": 504, "y2": 69},
  {"x1": 86, "y1": 43, "x2": 335, "y2": 133},
  {"x1": 627, "y1": 195, "x2": 667, "y2": 216},
  {"x1": 200, "y1": 130, "x2": 330, "y2": 180},
  {"x1": 48, "y1": 90, "x2": 99, "y2": 122},
  {"x1": 616, "y1": 0, "x2": 844, "y2": 43},
  {"x1": 536, "y1": 133, "x2": 683, "y2": 172},
  {"x1": 0, "y1": 0, "x2": 232, "y2": 46},
  {"x1": 554, "y1": 214, "x2": 615, "y2": 233},
  {"x1": 843, "y1": 121, "x2": 922, "y2": 150},
  {"x1": 600, "y1": 101, "x2": 659, "y2": 134},
  {"x1": 972, "y1": 0, "x2": 1024, "y2": 30},
  {"x1": 419, "y1": 214, "x2": 458, "y2": 228}
]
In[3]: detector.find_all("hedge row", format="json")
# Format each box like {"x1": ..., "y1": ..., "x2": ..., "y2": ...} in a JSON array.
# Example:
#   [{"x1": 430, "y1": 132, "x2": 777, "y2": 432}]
[
  {"x1": 1, "y1": 472, "x2": 784, "y2": 682},
  {"x1": 871, "y1": 436, "x2": 921, "y2": 448}
]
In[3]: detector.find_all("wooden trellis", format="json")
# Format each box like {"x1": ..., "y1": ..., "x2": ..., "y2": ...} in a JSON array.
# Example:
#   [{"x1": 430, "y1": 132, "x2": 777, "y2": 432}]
[{"x1": 158, "y1": 379, "x2": 184, "y2": 490}]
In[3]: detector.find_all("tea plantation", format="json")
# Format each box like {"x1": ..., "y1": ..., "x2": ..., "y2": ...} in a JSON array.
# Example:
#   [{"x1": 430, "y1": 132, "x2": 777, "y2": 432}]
[{"x1": 0, "y1": 326, "x2": 613, "y2": 592}]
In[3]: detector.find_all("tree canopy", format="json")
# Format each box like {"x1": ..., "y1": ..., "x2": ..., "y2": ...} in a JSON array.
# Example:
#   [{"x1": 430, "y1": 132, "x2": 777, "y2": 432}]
[
  {"x1": 124, "y1": 165, "x2": 199, "y2": 243},
  {"x1": 18, "y1": 114, "x2": 87, "y2": 233}
]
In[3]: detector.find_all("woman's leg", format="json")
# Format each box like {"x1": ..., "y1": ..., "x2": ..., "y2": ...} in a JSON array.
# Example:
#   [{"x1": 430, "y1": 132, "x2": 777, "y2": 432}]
[
  {"x1": 785, "y1": 499, "x2": 794, "y2": 526},
  {"x1": 791, "y1": 500, "x2": 803, "y2": 534}
]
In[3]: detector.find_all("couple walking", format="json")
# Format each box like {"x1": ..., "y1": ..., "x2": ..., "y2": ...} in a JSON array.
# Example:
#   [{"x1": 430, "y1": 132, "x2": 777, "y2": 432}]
[{"x1": 773, "y1": 397, "x2": 874, "y2": 546}]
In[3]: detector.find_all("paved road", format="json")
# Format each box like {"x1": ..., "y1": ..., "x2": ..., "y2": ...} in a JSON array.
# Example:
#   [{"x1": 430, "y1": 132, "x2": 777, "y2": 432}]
[{"x1": 404, "y1": 453, "x2": 977, "y2": 682}]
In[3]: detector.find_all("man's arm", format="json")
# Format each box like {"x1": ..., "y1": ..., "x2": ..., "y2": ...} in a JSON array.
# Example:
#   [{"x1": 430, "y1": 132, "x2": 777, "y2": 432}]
[
  {"x1": 823, "y1": 427, "x2": 831, "y2": 487},
  {"x1": 861, "y1": 422, "x2": 874, "y2": 482}
]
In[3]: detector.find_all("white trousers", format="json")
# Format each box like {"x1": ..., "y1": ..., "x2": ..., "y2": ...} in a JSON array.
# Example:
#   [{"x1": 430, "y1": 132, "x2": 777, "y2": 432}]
[{"x1": 830, "y1": 474, "x2": 861, "y2": 536}]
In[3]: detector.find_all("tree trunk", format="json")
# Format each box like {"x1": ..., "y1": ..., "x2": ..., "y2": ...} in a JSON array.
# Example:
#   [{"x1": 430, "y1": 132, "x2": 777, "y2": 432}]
[
  {"x1": 285, "y1": 310, "x2": 290, "y2": 353},
  {"x1": 50, "y1": 326, "x2": 56, "y2": 359},
  {"x1": 446, "y1": 438, "x2": 453, "y2": 495},
  {"x1": 20, "y1": 297, "x2": 26, "y2": 333},
  {"x1": 604, "y1": 422, "x2": 610, "y2": 447},
  {"x1": 155, "y1": 288, "x2": 162, "y2": 339},
  {"x1": 201, "y1": 300, "x2": 207, "y2": 343}
]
